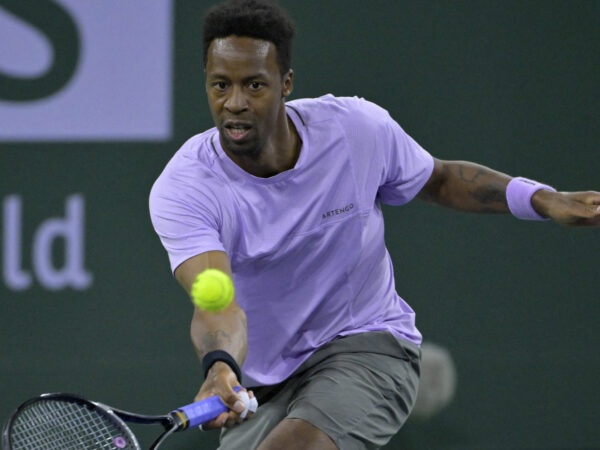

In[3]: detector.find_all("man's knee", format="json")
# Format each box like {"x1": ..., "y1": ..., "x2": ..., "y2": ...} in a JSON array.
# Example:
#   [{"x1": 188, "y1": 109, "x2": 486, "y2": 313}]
[{"x1": 257, "y1": 418, "x2": 338, "y2": 450}]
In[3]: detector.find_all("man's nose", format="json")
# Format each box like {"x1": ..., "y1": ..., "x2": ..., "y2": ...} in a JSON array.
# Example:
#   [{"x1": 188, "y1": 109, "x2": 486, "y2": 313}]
[{"x1": 224, "y1": 86, "x2": 248, "y2": 113}]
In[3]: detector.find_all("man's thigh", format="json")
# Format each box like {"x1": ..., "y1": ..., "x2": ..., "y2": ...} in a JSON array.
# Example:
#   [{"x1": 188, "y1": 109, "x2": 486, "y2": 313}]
[{"x1": 287, "y1": 333, "x2": 420, "y2": 449}]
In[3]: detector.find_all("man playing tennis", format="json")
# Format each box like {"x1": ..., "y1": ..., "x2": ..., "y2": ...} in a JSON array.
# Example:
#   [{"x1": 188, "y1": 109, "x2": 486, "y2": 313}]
[{"x1": 149, "y1": 1, "x2": 600, "y2": 448}]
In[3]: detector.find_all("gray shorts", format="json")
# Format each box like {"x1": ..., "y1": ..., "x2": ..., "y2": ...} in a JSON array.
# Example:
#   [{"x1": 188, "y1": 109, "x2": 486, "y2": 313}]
[{"x1": 219, "y1": 332, "x2": 421, "y2": 450}]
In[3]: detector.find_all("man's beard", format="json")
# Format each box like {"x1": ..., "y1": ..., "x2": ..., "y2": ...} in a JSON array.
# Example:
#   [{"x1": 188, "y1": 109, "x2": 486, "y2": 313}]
[{"x1": 220, "y1": 128, "x2": 262, "y2": 159}]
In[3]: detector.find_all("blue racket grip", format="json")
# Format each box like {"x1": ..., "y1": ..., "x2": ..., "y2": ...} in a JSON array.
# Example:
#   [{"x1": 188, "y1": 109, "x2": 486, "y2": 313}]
[{"x1": 174, "y1": 386, "x2": 242, "y2": 429}]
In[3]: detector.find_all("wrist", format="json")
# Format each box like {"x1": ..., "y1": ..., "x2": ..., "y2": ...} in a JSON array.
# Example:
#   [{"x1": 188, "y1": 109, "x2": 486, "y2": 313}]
[
  {"x1": 202, "y1": 350, "x2": 242, "y2": 383},
  {"x1": 506, "y1": 177, "x2": 556, "y2": 220}
]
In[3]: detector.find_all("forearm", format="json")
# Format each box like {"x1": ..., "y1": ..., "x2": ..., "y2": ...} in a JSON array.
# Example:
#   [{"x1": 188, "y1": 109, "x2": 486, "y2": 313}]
[
  {"x1": 175, "y1": 251, "x2": 248, "y2": 372},
  {"x1": 190, "y1": 305, "x2": 248, "y2": 366},
  {"x1": 419, "y1": 159, "x2": 512, "y2": 213},
  {"x1": 418, "y1": 159, "x2": 600, "y2": 225}
]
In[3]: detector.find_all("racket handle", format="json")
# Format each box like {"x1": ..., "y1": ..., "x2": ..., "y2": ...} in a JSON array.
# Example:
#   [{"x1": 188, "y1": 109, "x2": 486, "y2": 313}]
[{"x1": 173, "y1": 386, "x2": 242, "y2": 429}]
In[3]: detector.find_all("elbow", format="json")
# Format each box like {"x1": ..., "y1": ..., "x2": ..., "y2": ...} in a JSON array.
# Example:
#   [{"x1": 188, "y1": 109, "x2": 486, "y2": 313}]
[{"x1": 418, "y1": 158, "x2": 449, "y2": 204}]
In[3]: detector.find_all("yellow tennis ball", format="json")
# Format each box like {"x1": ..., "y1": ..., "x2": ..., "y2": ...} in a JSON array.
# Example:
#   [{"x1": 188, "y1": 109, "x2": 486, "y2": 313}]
[{"x1": 191, "y1": 269, "x2": 235, "y2": 312}]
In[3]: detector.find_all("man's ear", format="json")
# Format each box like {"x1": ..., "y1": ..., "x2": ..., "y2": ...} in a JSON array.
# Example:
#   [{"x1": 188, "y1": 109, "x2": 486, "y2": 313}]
[{"x1": 282, "y1": 69, "x2": 294, "y2": 98}]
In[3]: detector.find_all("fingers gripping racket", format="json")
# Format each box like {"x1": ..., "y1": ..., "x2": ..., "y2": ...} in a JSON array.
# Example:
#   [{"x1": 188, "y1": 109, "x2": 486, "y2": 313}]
[{"x1": 2, "y1": 388, "x2": 257, "y2": 450}]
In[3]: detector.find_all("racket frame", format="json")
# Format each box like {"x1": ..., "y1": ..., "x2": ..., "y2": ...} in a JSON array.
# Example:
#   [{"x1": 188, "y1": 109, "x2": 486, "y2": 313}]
[
  {"x1": 2, "y1": 388, "x2": 240, "y2": 450},
  {"x1": 1, "y1": 393, "x2": 182, "y2": 450}
]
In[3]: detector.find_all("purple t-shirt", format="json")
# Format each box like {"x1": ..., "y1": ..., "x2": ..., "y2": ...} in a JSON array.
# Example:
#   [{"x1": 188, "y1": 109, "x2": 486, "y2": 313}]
[{"x1": 150, "y1": 95, "x2": 434, "y2": 386}]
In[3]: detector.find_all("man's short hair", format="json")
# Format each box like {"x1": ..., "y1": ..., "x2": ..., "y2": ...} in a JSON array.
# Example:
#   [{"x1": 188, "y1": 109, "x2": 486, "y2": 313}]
[{"x1": 203, "y1": 0, "x2": 296, "y2": 74}]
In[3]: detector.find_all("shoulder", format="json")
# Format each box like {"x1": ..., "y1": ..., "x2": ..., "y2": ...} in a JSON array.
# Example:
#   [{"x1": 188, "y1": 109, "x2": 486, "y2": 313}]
[
  {"x1": 150, "y1": 129, "x2": 222, "y2": 209},
  {"x1": 287, "y1": 94, "x2": 392, "y2": 126},
  {"x1": 153, "y1": 130, "x2": 217, "y2": 186}
]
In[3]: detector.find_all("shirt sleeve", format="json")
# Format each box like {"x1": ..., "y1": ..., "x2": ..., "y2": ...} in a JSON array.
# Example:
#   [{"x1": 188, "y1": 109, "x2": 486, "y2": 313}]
[
  {"x1": 149, "y1": 153, "x2": 226, "y2": 274},
  {"x1": 374, "y1": 104, "x2": 434, "y2": 205}
]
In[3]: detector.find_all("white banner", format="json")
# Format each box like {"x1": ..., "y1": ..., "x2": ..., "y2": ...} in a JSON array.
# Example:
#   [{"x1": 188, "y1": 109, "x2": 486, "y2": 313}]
[{"x1": 0, "y1": 0, "x2": 173, "y2": 141}]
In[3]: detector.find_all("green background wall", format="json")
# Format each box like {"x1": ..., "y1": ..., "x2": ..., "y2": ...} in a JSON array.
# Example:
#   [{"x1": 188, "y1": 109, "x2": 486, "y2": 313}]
[{"x1": 1, "y1": 1, "x2": 598, "y2": 449}]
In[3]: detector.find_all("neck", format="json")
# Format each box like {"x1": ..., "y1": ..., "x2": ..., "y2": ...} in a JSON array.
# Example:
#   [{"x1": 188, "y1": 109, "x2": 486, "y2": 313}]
[{"x1": 233, "y1": 115, "x2": 301, "y2": 178}]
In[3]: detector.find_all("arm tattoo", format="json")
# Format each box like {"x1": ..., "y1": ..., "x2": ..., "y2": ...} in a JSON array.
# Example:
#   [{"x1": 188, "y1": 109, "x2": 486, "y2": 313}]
[
  {"x1": 200, "y1": 329, "x2": 232, "y2": 352},
  {"x1": 455, "y1": 165, "x2": 507, "y2": 211}
]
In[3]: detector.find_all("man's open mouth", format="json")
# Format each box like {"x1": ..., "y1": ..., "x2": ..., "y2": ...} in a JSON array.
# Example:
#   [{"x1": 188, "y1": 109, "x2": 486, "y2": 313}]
[{"x1": 224, "y1": 122, "x2": 252, "y2": 142}]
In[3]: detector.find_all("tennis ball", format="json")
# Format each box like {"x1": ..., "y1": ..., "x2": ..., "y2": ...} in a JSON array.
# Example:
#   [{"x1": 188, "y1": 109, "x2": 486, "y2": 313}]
[{"x1": 191, "y1": 269, "x2": 235, "y2": 312}]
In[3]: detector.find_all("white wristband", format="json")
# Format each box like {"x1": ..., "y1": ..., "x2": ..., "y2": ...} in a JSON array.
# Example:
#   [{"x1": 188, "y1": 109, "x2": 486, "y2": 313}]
[{"x1": 506, "y1": 177, "x2": 556, "y2": 221}]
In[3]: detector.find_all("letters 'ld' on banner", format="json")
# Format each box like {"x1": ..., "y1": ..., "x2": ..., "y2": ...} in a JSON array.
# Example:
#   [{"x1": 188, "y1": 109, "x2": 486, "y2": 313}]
[
  {"x1": 2, "y1": 194, "x2": 93, "y2": 291},
  {"x1": 0, "y1": 0, "x2": 173, "y2": 141}
]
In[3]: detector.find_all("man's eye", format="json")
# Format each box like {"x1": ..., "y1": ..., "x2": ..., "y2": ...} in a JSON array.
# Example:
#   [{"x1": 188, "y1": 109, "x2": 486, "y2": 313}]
[{"x1": 249, "y1": 82, "x2": 263, "y2": 90}]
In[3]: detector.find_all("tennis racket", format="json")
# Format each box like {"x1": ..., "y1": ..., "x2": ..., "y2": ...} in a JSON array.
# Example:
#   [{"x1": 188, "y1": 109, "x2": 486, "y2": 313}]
[{"x1": 2, "y1": 388, "x2": 257, "y2": 450}]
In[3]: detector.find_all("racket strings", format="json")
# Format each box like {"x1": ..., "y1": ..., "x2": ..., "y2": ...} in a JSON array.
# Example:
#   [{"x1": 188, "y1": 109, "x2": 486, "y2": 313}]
[{"x1": 9, "y1": 399, "x2": 137, "y2": 450}]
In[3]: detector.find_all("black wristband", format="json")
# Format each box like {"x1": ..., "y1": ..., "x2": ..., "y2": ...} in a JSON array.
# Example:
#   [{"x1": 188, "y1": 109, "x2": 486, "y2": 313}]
[{"x1": 202, "y1": 350, "x2": 242, "y2": 383}]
